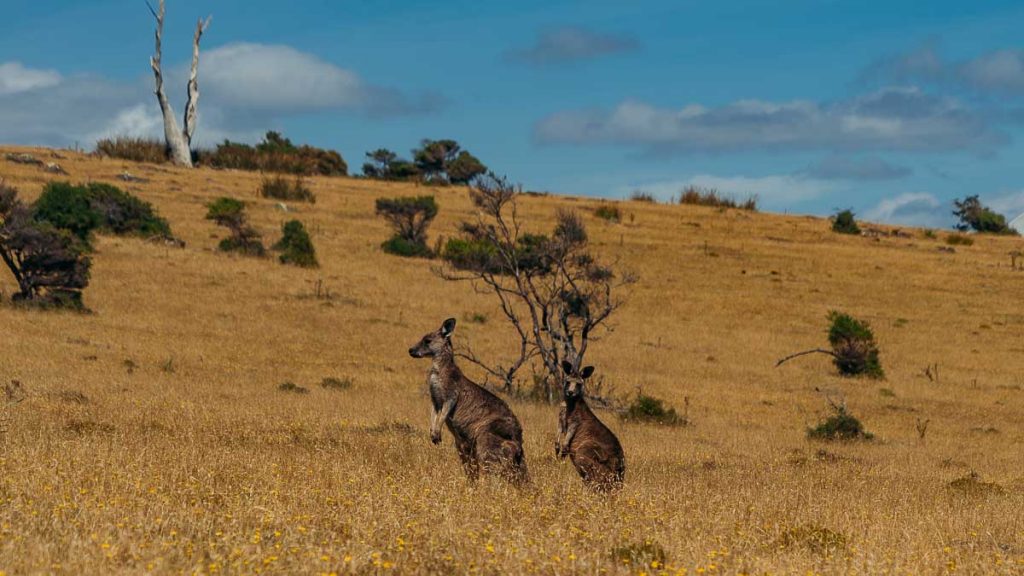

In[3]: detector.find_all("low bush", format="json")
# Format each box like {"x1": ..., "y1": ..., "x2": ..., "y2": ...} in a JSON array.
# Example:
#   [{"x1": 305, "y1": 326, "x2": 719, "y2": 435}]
[
  {"x1": 95, "y1": 136, "x2": 167, "y2": 164},
  {"x1": 205, "y1": 198, "x2": 265, "y2": 257},
  {"x1": 277, "y1": 381, "x2": 309, "y2": 394},
  {"x1": 629, "y1": 190, "x2": 656, "y2": 203},
  {"x1": 259, "y1": 175, "x2": 316, "y2": 203},
  {"x1": 383, "y1": 236, "x2": 434, "y2": 258},
  {"x1": 828, "y1": 311, "x2": 884, "y2": 378},
  {"x1": 594, "y1": 204, "x2": 622, "y2": 222},
  {"x1": 621, "y1": 392, "x2": 686, "y2": 426},
  {"x1": 831, "y1": 209, "x2": 861, "y2": 235},
  {"x1": 34, "y1": 182, "x2": 171, "y2": 243},
  {"x1": 84, "y1": 183, "x2": 172, "y2": 237},
  {"x1": 272, "y1": 220, "x2": 318, "y2": 268},
  {"x1": 200, "y1": 131, "x2": 347, "y2": 176},
  {"x1": 807, "y1": 405, "x2": 873, "y2": 441},
  {"x1": 679, "y1": 186, "x2": 757, "y2": 211}
]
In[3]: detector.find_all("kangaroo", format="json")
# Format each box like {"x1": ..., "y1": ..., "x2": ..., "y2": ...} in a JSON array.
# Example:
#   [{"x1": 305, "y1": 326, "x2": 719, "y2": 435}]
[
  {"x1": 408, "y1": 318, "x2": 529, "y2": 484},
  {"x1": 555, "y1": 361, "x2": 625, "y2": 492}
]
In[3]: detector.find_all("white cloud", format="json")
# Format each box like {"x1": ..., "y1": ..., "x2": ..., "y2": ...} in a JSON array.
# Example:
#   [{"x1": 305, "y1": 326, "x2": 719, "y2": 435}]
[
  {"x1": 863, "y1": 192, "x2": 951, "y2": 228},
  {"x1": 535, "y1": 87, "x2": 1003, "y2": 154},
  {"x1": 629, "y1": 174, "x2": 833, "y2": 206},
  {"x1": 200, "y1": 43, "x2": 365, "y2": 111},
  {"x1": 0, "y1": 62, "x2": 61, "y2": 96}
]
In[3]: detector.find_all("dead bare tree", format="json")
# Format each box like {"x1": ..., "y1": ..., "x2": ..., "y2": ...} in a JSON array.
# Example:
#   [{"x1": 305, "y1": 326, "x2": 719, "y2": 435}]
[
  {"x1": 147, "y1": 0, "x2": 211, "y2": 167},
  {"x1": 436, "y1": 173, "x2": 636, "y2": 404}
]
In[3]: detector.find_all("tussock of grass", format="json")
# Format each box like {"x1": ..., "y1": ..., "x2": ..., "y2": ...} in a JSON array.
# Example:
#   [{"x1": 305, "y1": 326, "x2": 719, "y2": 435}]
[
  {"x1": 594, "y1": 204, "x2": 622, "y2": 222},
  {"x1": 320, "y1": 377, "x2": 352, "y2": 391},
  {"x1": 622, "y1": 393, "x2": 686, "y2": 426},
  {"x1": 277, "y1": 381, "x2": 309, "y2": 394}
]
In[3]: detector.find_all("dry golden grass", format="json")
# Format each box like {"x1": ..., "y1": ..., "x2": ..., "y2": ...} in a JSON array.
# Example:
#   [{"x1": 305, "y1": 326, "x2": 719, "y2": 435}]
[{"x1": 1, "y1": 146, "x2": 1022, "y2": 574}]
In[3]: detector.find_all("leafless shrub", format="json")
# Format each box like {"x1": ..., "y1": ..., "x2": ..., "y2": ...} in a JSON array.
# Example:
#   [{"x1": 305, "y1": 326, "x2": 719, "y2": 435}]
[{"x1": 435, "y1": 173, "x2": 636, "y2": 403}]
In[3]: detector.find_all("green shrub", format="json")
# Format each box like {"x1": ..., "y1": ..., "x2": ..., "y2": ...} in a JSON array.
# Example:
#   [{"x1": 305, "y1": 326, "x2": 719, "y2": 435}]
[
  {"x1": 594, "y1": 204, "x2": 622, "y2": 222},
  {"x1": 33, "y1": 182, "x2": 101, "y2": 242},
  {"x1": 272, "y1": 220, "x2": 318, "y2": 268},
  {"x1": 830, "y1": 209, "x2": 861, "y2": 235},
  {"x1": 95, "y1": 136, "x2": 167, "y2": 164},
  {"x1": 382, "y1": 236, "x2": 434, "y2": 258},
  {"x1": 441, "y1": 232, "x2": 555, "y2": 276},
  {"x1": 807, "y1": 405, "x2": 873, "y2": 441},
  {"x1": 827, "y1": 311, "x2": 884, "y2": 378},
  {"x1": 84, "y1": 183, "x2": 171, "y2": 237},
  {"x1": 679, "y1": 186, "x2": 758, "y2": 211},
  {"x1": 946, "y1": 233, "x2": 974, "y2": 246},
  {"x1": 34, "y1": 182, "x2": 171, "y2": 243},
  {"x1": 205, "y1": 198, "x2": 265, "y2": 257},
  {"x1": 259, "y1": 175, "x2": 315, "y2": 203},
  {"x1": 622, "y1": 392, "x2": 686, "y2": 426}
]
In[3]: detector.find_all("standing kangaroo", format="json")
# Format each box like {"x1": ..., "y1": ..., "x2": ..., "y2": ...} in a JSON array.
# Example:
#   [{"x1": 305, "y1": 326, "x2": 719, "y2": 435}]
[
  {"x1": 556, "y1": 361, "x2": 625, "y2": 492},
  {"x1": 408, "y1": 318, "x2": 529, "y2": 484}
]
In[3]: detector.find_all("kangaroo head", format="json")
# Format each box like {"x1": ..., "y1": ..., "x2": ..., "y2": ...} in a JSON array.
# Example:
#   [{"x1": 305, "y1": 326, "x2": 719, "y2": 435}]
[
  {"x1": 561, "y1": 360, "x2": 594, "y2": 399},
  {"x1": 408, "y1": 317, "x2": 457, "y2": 358}
]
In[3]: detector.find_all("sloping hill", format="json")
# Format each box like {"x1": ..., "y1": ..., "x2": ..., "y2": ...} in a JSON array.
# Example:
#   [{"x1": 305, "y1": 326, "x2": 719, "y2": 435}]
[{"x1": 1, "y1": 147, "x2": 1022, "y2": 573}]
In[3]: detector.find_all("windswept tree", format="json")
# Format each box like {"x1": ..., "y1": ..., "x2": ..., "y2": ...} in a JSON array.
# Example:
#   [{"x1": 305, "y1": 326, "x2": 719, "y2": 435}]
[
  {"x1": 147, "y1": 0, "x2": 211, "y2": 167},
  {"x1": 437, "y1": 173, "x2": 636, "y2": 402},
  {"x1": 446, "y1": 151, "x2": 487, "y2": 184},
  {"x1": 0, "y1": 182, "x2": 91, "y2": 309},
  {"x1": 375, "y1": 196, "x2": 438, "y2": 257},
  {"x1": 362, "y1": 149, "x2": 398, "y2": 178},
  {"x1": 413, "y1": 139, "x2": 461, "y2": 181},
  {"x1": 953, "y1": 195, "x2": 1017, "y2": 235}
]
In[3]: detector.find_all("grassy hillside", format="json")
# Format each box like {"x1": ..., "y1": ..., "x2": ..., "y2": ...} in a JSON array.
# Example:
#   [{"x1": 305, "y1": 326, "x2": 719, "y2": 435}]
[{"x1": 1, "y1": 147, "x2": 1022, "y2": 574}]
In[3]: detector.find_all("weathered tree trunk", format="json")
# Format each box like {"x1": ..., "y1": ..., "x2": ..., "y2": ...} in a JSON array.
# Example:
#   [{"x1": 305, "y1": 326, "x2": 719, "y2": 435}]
[{"x1": 147, "y1": 0, "x2": 210, "y2": 167}]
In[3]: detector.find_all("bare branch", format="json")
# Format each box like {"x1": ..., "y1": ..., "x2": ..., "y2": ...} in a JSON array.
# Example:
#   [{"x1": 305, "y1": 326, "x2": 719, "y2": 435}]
[
  {"x1": 775, "y1": 348, "x2": 839, "y2": 368},
  {"x1": 183, "y1": 15, "x2": 212, "y2": 145}
]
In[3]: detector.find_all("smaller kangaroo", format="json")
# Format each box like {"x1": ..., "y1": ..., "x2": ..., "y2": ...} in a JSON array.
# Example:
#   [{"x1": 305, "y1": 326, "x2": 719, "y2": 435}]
[
  {"x1": 408, "y1": 318, "x2": 529, "y2": 485},
  {"x1": 555, "y1": 361, "x2": 625, "y2": 492}
]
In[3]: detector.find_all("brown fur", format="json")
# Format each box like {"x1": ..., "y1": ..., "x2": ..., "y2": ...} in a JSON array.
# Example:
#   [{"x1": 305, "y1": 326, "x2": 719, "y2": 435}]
[
  {"x1": 409, "y1": 318, "x2": 529, "y2": 484},
  {"x1": 556, "y1": 362, "x2": 625, "y2": 492}
]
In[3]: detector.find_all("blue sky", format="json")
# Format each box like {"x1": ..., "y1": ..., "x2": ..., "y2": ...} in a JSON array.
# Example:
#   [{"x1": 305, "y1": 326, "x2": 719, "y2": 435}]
[{"x1": 2, "y1": 0, "x2": 1023, "y2": 227}]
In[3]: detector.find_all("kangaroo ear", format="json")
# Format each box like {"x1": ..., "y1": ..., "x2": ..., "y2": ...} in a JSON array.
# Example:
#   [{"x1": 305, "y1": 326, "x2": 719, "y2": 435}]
[
  {"x1": 580, "y1": 366, "x2": 595, "y2": 379},
  {"x1": 441, "y1": 317, "x2": 456, "y2": 337},
  {"x1": 561, "y1": 360, "x2": 574, "y2": 374}
]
